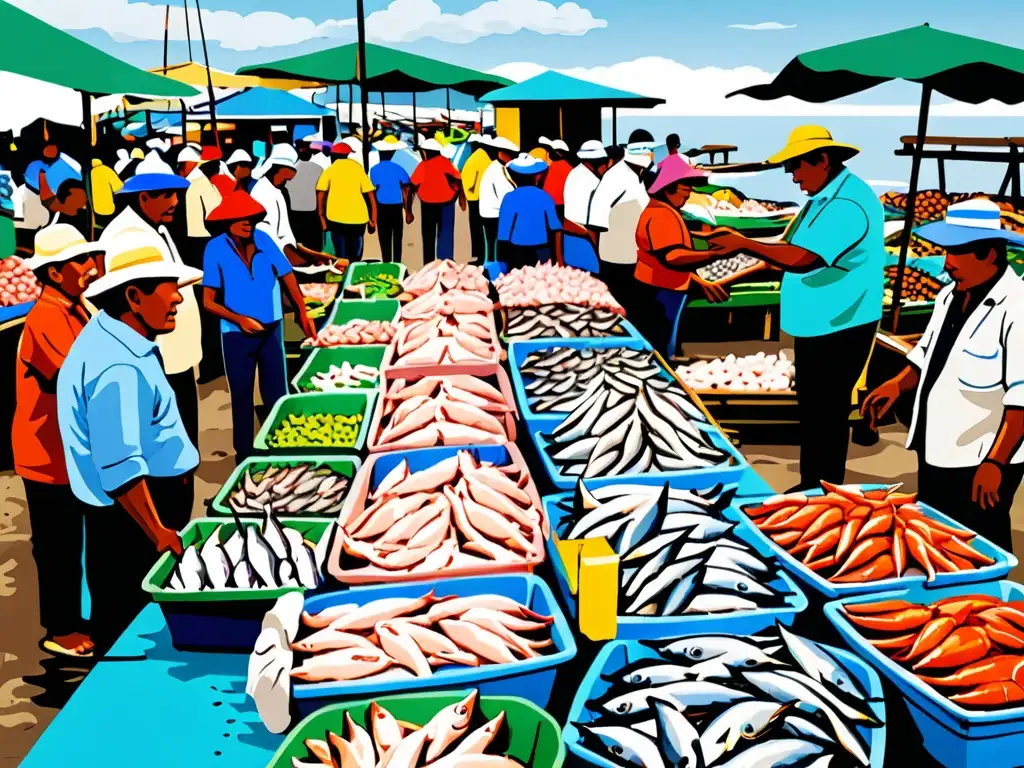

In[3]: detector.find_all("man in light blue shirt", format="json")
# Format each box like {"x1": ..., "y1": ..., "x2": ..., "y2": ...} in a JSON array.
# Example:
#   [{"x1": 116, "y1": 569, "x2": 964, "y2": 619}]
[
  {"x1": 707, "y1": 125, "x2": 884, "y2": 490},
  {"x1": 58, "y1": 232, "x2": 203, "y2": 654}
]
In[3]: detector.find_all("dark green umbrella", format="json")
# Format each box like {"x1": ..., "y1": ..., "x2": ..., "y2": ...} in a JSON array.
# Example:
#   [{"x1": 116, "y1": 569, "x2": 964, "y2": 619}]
[{"x1": 730, "y1": 25, "x2": 1024, "y2": 329}]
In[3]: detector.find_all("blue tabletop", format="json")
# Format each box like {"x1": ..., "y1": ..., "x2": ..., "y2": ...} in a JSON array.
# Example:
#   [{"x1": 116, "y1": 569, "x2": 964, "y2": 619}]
[{"x1": 21, "y1": 605, "x2": 283, "y2": 768}]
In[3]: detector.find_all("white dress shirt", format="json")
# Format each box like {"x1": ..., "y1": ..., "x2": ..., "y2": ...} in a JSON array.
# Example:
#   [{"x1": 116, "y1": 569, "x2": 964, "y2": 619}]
[
  {"x1": 99, "y1": 206, "x2": 203, "y2": 375},
  {"x1": 251, "y1": 176, "x2": 297, "y2": 251},
  {"x1": 587, "y1": 161, "x2": 649, "y2": 265},
  {"x1": 479, "y1": 161, "x2": 515, "y2": 219},
  {"x1": 906, "y1": 268, "x2": 1024, "y2": 467},
  {"x1": 563, "y1": 164, "x2": 600, "y2": 228}
]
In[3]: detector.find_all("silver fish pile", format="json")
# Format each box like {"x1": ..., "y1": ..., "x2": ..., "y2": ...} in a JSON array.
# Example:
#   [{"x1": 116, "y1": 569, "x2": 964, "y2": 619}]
[
  {"x1": 227, "y1": 462, "x2": 350, "y2": 516},
  {"x1": 505, "y1": 304, "x2": 626, "y2": 340},
  {"x1": 555, "y1": 481, "x2": 789, "y2": 616},
  {"x1": 166, "y1": 512, "x2": 322, "y2": 591},
  {"x1": 291, "y1": 590, "x2": 554, "y2": 683},
  {"x1": 580, "y1": 623, "x2": 881, "y2": 768},
  {"x1": 697, "y1": 253, "x2": 763, "y2": 283},
  {"x1": 543, "y1": 380, "x2": 726, "y2": 479},
  {"x1": 290, "y1": 691, "x2": 526, "y2": 768},
  {"x1": 521, "y1": 347, "x2": 693, "y2": 415}
]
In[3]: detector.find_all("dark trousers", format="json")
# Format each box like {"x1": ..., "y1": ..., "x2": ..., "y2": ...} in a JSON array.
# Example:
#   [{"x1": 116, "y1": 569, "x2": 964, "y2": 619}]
[
  {"x1": 482, "y1": 217, "x2": 499, "y2": 263},
  {"x1": 25, "y1": 480, "x2": 89, "y2": 637},
  {"x1": 377, "y1": 204, "x2": 404, "y2": 264},
  {"x1": 166, "y1": 369, "x2": 197, "y2": 511},
  {"x1": 601, "y1": 262, "x2": 643, "y2": 324},
  {"x1": 919, "y1": 460, "x2": 1024, "y2": 555},
  {"x1": 468, "y1": 201, "x2": 485, "y2": 265},
  {"x1": 631, "y1": 280, "x2": 688, "y2": 359},
  {"x1": 86, "y1": 474, "x2": 193, "y2": 655},
  {"x1": 421, "y1": 202, "x2": 456, "y2": 263},
  {"x1": 499, "y1": 243, "x2": 550, "y2": 271},
  {"x1": 222, "y1": 321, "x2": 287, "y2": 463},
  {"x1": 328, "y1": 223, "x2": 365, "y2": 262},
  {"x1": 292, "y1": 210, "x2": 323, "y2": 252},
  {"x1": 794, "y1": 322, "x2": 878, "y2": 489}
]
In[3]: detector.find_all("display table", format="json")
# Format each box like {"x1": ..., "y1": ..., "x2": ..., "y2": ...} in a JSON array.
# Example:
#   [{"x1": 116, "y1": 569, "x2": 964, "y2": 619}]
[{"x1": 20, "y1": 606, "x2": 282, "y2": 768}]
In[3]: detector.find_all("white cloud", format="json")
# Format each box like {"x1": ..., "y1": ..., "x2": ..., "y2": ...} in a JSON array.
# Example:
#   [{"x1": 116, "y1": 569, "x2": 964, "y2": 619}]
[
  {"x1": 488, "y1": 57, "x2": 1024, "y2": 117},
  {"x1": 728, "y1": 22, "x2": 796, "y2": 31}
]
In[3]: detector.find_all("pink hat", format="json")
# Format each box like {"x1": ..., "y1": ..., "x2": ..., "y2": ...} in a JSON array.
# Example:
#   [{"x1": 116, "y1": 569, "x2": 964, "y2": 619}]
[{"x1": 648, "y1": 154, "x2": 708, "y2": 196}]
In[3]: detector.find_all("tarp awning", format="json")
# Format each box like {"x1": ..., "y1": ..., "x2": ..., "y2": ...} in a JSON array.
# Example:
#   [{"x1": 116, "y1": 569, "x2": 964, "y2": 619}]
[
  {"x1": 192, "y1": 87, "x2": 331, "y2": 120},
  {"x1": 151, "y1": 62, "x2": 321, "y2": 91},
  {"x1": 480, "y1": 70, "x2": 664, "y2": 107}
]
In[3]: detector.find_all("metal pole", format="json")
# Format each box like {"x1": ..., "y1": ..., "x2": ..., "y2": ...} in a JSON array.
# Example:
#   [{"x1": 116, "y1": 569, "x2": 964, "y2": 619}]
[
  {"x1": 890, "y1": 85, "x2": 932, "y2": 333},
  {"x1": 194, "y1": 0, "x2": 219, "y2": 147},
  {"x1": 412, "y1": 91, "x2": 417, "y2": 146},
  {"x1": 162, "y1": 5, "x2": 170, "y2": 72},
  {"x1": 80, "y1": 91, "x2": 94, "y2": 239},
  {"x1": 381, "y1": 92, "x2": 386, "y2": 117},
  {"x1": 182, "y1": 0, "x2": 193, "y2": 62},
  {"x1": 180, "y1": 99, "x2": 187, "y2": 143},
  {"x1": 612, "y1": 107, "x2": 617, "y2": 145},
  {"x1": 348, "y1": 84, "x2": 353, "y2": 131},
  {"x1": 356, "y1": 0, "x2": 370, "y2": 168},
  {"x1": 446, "y1": 88, "x2": 452, "y2": 133},
  {"x1": 335, "y1": 85, "x2": 341, "y2": 125}
]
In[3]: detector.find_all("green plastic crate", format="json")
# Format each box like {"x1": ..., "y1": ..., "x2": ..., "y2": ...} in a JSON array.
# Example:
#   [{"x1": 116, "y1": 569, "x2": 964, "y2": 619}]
[
  {"x1": 343, "y1": 261, "x2": 408, "y2": 299},
  {"x1": 209, "y1": 454, "x2": 362, "y2": 517},
  {"x1": 688, "y1": 280, "x2": 781, "y2": 309},
  {"x1": 327, "y1": 297, "x2": 400, "y2": 327},
  {"x1": 267, "y1": 691, "x2": 565, "y2": 768},
  {"x1": 254, "y1": 391, "x2": 377, "y2": 455},
  {"x1": 290, "y1": 345, "x2": 387, "y2": 394}
]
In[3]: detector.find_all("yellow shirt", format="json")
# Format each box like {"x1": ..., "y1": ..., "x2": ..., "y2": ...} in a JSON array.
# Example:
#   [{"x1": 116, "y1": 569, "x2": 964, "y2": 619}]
[
  {"x1": 90, "y1": 160, "x2": 123, "y2": 217},
  {"x1": 529, "y1": 147, "x2": 550, "y2": 163},
  {"x1": 461, "y1": 148, "x2": 492, "y2": 202},
  {"x1": 317, "y1": 158, "x2": 375, "y2": 225}
]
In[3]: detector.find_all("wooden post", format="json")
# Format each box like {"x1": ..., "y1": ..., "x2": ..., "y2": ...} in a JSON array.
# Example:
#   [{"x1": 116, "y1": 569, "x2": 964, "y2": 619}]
[
  {"x1": 145, "y1": 110, "x2": 153, "y2": 136},
  {"x1": 182, "y1": 0, "x2": 193, "y2": 62},
  {"x1": 335, "y1": 85, "x2": 341, "y2": 126},
  {"x1": 937, "y1": 157, "x2": 946, "y2": 193},
  {"x1": 180, "y1": 99, "x2": 187, "y2": 143},
  {"x1": 558, "y1": 106, "x2": 564, "y2": 141},
  {"x1": 889, "y1": 86, "x2": 932, "y2": 333},
  {"x1": 446, "y1": 88, "x2": 452, "y2": 133},
  {"x1": 348, "y1": 84, "x2": 353, "y2": 130},
  {"x1": 80, "y1": 91, "x2": 95, "y2": 240},
  {"x1": 194, "y1": 0, "x2": 219, "y2": 146},
  {"x1": 381, "y1": 92, "x2": 386, "y2": 116},
  {"x1": 612, "y1": 107, "x2": 617, "y2": 145},
  {"x1": 356, "y1": 0, "x2": 370, "y2": 168},
  {"x1": 412, "y1": 91, "x2": 418, "y2": 146},
  {"x1": 162, "y1": 5, "x2": 170, "y2": 72}
]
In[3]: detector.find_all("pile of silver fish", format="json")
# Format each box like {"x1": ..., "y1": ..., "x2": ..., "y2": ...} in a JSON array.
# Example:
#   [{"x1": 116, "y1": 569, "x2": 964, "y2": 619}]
[
  {"x1": 554, "y1": 482, "x2": 790, "y2": 616},
  {"x1": 291, "y1": 591, "x2": 554, "y2": 683},
  {"x1": 290, "y1": 691, "x2": 526, "y2": 768},
  {"x1": 505, "y1": 304, "x2": 626, "y2": 340},
  {"x1": 519, "y1": 347, "x2": 698, "y2": 415},
  {"x1": 166, "y1": 512, "x2": 322, "y2": 591},
  {"x1": 697, "y1": 253, "x2": 763, "y2": 283},
  {"x1": 543, "y1": 379, "x2": 727, "y2": 479},
  {"x1": 579, "y1": 623, "x2": 881, "y2": 768},
  {"x1": 226, "y1": 462, "x2": 350, "y2": 517}
]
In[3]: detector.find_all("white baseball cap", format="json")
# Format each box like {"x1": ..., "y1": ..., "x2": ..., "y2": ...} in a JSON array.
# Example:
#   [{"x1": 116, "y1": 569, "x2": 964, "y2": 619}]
[{"x1": 577, "y1": 140, "x2": 607, "y2": 160}]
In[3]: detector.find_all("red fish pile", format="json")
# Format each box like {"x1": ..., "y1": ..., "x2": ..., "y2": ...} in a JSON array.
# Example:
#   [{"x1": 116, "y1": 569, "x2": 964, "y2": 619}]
[
  {"x1": 401, "y1": 260, "x2": 489, "y2": 298},
  {"x1": 742, "y1": 482, "x2": 994, "y2": 583},
  {"x1": 842, "y1": 594, "x2": 1024, "y2": 708},
  {"x1": 494, "y1": 264, "x2": 623, "y2": 313},
  {"x1": 290, "y1": 591, "x2": 554, "y2": 683}
]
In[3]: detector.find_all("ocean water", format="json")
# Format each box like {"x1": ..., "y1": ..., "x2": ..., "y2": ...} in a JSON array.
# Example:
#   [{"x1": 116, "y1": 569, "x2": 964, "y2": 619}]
[{"x1": 604, "y1": 116, "x2": 1024, "y2": 203}]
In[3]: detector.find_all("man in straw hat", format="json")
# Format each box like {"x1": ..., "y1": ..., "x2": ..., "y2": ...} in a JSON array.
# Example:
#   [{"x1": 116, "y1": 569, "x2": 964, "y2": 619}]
[
  {"x1": 370, "y1": 136, "x2": 412, "y2": 264},
  {"x1": 461, "y1": 133, "x2": 492, "y2": 266},
  {"x1": 707, "y1": 125, "x2": 884, "y2": 491},
  {"x1": 863, "y1": 199, "x2": 1024, "y2": 552},
  {"x1": 15, "y1": 225, "x2": 102, "y2": 659},
  {"x1": 409, "y1": 137, "x2": 465, "y2": 263},
  {"x1": 57, "y1": 234, "x2": 203, "y2": 654},
  {"x1": 316, "y1": 142, "x2": 378, "y2": 263}
]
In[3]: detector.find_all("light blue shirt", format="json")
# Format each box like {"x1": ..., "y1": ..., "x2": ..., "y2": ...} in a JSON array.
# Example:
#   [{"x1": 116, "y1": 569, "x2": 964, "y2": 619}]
[
  {"x1": 57, "y1": 311, "x2": 199, "y2": 507},
  {"x1": 780, "y1": 168, "x2": 885, "y2": 338}
]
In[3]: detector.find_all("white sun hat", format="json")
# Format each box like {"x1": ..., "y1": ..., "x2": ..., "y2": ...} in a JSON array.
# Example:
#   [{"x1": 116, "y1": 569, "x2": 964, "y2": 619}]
[
  {"x1": 489, "y1": 136, "x2": 519, "y2": 153},
  {"x1": 253, "y1": 143, "x2": 298, "y2": 179},
  {"x1": 85, "y1": 232, "x2": 202, "y2": 299},
  {"x1": 25, "y1": 224, "x2": 104, "y2": 270},
  {"x1": 419, "y1": 138, "x2": 445, "y2": 153},
  {"x1": 226, "y1": 149, "x2": 253, "y2": 166},
  {"x1": 577, "y1": 140, "x2": 607, "y2": 160},
  {"x1": 176, "y1": 146, "x2": 201, "y2": 164},
  {"x1": 537, "y1": 136, "x2": 553, "y2": 148},
  {"x1": 373, "y1": 136, "x2": 409, "y2": 151},
  {"x1": 549, "y1": 139, "x2": 569, "y2": 153}
]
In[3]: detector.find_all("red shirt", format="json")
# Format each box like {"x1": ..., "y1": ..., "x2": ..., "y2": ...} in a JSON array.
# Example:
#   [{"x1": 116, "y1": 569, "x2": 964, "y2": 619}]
[
  {"x1": 14, "y1": 287, "x2": 90, "y2": 484},
  {"x1": 543, "y1": 159, "x2": 573, "y2": 206},
  {"x1": 634, "y1": 200, "x2": 693, "y2": 291},
  {"x1": 410, "y1": 156, "x2": 462, "y2": 205}
]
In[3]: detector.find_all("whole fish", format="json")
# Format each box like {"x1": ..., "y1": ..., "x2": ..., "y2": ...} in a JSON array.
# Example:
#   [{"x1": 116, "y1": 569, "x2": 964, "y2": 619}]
[
  {"x1": 652, "y1": 699, "x2": 702, "y2": 768},
  {"x1": 698, "y1": 701, "x2": 791, "y2": 765},
  {"x1": 581, "y1": 725, "x2": 665, "y2": 768},
  {"x1": 597, "y1": 681, "x2": 753, "y2": 716},
  {"x1": 716, "y1": 739, "x2": 823, "y2": 768}
]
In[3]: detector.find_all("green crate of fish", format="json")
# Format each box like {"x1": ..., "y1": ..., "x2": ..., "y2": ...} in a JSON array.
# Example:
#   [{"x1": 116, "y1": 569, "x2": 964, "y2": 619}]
[
  {"x1": 267, "y1": 690, "x2": 565, "y2": 768},
  {"x1": 210, "y1": 455, "x2": 361, "y2": 517},
  {"x1": 328, "y1": 297, "x2": 401, "y2": 327},
  {"x1": 291, "y1": 346, "x2": 387, "y2": 393},
  {"x1": 343, "y1": 261, "x2": 407, "y2": 299},
  {"x1": 142, "y1": 517, "x2": 333, "y2": 652},
  {"x1": 254, "y1": 391, "x2": 377, "y2": 454}
]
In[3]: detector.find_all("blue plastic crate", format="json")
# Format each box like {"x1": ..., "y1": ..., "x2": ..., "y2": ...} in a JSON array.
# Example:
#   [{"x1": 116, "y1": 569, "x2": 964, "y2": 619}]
[
  {"x1": 733, "y1": 488, "x2": 1017, "y2": 600},
  {"x1": 824, "y1": 580, "x2": 1024, "y2": 767},
  {"x1": 293, "y1": 574, "x2": 577, "y2": 716},
  {"x1": 564, "y1": 637, "x2": 886, "y2": 768},
  {"x1": 543, "y1": 482, "x2": 808, "y2": 639},
  {"x1": 502, "y1": 315, "x2": 644, "y2": 347}
]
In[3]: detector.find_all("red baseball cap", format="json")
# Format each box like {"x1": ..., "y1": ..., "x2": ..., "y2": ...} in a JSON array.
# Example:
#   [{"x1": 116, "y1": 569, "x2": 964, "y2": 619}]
[{"x1": 331, "y1": 143, "x2": 351, "y2": 157}]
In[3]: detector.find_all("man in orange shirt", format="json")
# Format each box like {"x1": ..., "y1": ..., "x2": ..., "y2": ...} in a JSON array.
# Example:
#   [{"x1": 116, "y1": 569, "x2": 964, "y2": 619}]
[
  {"x1": 542, "y1": 139, "x2": 573, "y2": 220},
  {"x1": 15, "y1": 224, "x2": 102, "y2": 658},
  {"x1": 408, "y1": 139, "x2": 465, "y2": 262}
]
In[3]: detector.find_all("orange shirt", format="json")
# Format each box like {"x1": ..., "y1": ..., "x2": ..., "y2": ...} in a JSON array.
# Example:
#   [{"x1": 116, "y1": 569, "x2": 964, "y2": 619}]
[
  {"x1": 410, "y1": 156, "x2": 462, "y2": 205},
  {"x1": 543, "y1": 159, "x2": 573, "y2": 206},
  {"x1": 634, "y1": 199, "x2": 694, "y2": 291},
  {"x1": 14, "y1": 287, "x2": 90, "y2": 484}
]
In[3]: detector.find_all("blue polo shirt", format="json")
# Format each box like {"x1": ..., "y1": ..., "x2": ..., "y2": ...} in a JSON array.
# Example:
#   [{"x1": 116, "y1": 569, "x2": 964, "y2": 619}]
[
  {"x1": 57, "y1": 311, "x2": 200, "y2": 507},
  {"x1": 203, "y1": 230, "x2": 293, "y2": 334},
  {"x1": 498, "y1": 186, "x2": 562, "y2": 247},
  {"x1": 370, "y1": 160, "x2": 411, "y2": 206},
  {"x1": 780, "y1": 168, "x2": 885, "y2": 338}
]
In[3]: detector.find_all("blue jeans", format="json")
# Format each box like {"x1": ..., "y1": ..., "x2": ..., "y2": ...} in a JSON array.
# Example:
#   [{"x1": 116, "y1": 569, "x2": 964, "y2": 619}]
[
  {"x1": 328, "y1": 223, "x2": 365, "y2": 262},
  {"x1": 222, "y1": 321, "x2": 287, "y2": 462},
  {"x1": 421, "y1": 202, "x2": 455, "y2": 262}
]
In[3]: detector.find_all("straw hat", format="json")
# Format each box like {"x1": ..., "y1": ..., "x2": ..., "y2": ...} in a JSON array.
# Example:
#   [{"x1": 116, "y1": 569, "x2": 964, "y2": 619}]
[
  {"x1": 206, "y1": 191, "x2": 267, "y2": 223},
  {"x1": 648, "y1": 154, "x2": 709, "y2": 196},
  {"x1": 917, "y1": 198, "x2": 1024, "y2": 248},
  {"x1": 767, "y1": 125, "x2": 860, "y2": 165},
  {"x1": 85, "y1": 233, "x2": 202, "y2": 299},
  {"x1": 373, "y1": 135, "x2": 408, "y2": 152},
  {"x1": 25, "y1": 224, "x2": 104, "y2": 270}
]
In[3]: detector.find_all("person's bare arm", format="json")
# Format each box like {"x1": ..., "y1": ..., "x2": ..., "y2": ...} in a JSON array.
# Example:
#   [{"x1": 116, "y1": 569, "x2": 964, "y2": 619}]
[
  {"x1": 456, "y1": 178, "x2": 467, "y2": 211},
  {"x1": 973, "y1": 409, "x2": 1024, "y2": 510},
  {"x1": 317, "y1": 191, "x2": 328, "y2": 231},
  {"x1": 860, "y1": 365, "x2": 921, "y2": 429},
  {"x1": 112, "y1": 477, "x2": 182, "y2": 555},
  {"x1": 203, "y1": 286, "x2": 263, "y2": 335},
  {"x1": 365, "y1": 191, "x2": 378, "y2": 234},
  {"x1": 706, "y1": 230, "x2": 825, "y2": 272},
  {"x1": 280, "y1": 272, "x2": 318, "y2": 340},
  {"x1": 553, "y1": 230, "x2": 564, "y2": 267},
  {"x1": 661, "y1": 244, "x2": 728, "y2": 270}
]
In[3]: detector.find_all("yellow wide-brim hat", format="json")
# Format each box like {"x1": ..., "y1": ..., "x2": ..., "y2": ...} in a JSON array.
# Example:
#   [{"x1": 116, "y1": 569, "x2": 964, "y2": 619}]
[
  {"x1": 85, "y1": 233, "x2": 202, "y2": 299},
  {"x1": 767, "y1": 125, "x2": 860, "y2": 165}
]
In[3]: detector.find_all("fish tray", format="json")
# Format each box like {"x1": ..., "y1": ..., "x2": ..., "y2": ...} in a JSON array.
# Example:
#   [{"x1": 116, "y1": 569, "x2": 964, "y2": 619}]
[
  {"x1": 542, "y1": 484, "x2": 809, "y2": 641},
  {"x1": 270, "y1": 690, "x2": 564, "y2": 768},
  {"x1": 253, "y1": 391, "x2": 378, "y2": 456},
  {"x1": 824, "y1": 580, "x2": 1024, "y2": 767},
  {"x1": 291, "y1": 345, "x2": 388, "y2": 394},
  {"x1": 342, "y1": 262, "x2": 408, "y2": 300},
  {"x1": 365, "y1": 368, "x2": 520, "y2": 453},
  {"x1": 209, "y1": 454, "x2": 362, "y2": 517},
  {"x1": 142, "y1": 517, "x2": 334, "y2": 652},
  {"x1": 327, "y1": 297, "x2": 401, "y2": 327},
  {"x1": 292, "y1": 574, "x2": 577, "y2": 712},
  {"x1": 733, "y1": 488, "x2": 1017, "y2": 600},
  {"x1": 327, "y1": 443, "x2": 546, "y2": 585},
  {"x1": 564, "y1": 637, "x2": 885, "y2": 768},
  {"x1": 498, "y1": 307, "x2": 643, "y2": 346},
  {"x1": 381, "y1": 313, "x2": 504, "y2": 380}
]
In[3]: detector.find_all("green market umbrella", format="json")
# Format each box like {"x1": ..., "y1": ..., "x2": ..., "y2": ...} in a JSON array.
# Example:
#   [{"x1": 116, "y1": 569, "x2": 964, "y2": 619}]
[{"x1": 730, "y1": 25, "x2": 1024, "y2": 329}]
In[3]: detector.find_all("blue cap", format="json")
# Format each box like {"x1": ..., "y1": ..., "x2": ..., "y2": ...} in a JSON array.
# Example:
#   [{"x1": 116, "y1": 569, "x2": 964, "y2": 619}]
[
  {"x1": 506, "y1": 153, "x2": 548, "y2": 175},
  {"x1": 118, "y1": 173, "x2": 190, "y2": 195},
  {"x1": 24, "y1": 160, "x2": 45, "y2": 193},
  {"x1": 45, "y1": 158, "x2": 82, "y2": 195}
]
